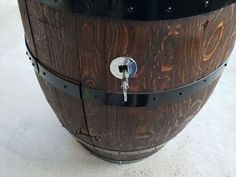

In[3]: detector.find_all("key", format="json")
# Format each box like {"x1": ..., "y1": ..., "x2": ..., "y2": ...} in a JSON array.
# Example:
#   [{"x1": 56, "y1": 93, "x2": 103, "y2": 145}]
[
  {"x1": 121, "y1": 69, "x2": 129, "y2": 102},
  {"x1": 110, "y1": 57, "x2": 137, "y2": 103},
  {"x1": 121, "y1": 60, "x2": 130, "y2": 102}
]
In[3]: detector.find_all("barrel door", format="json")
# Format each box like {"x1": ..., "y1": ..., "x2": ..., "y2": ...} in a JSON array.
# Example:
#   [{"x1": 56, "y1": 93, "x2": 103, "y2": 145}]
[{"x1": 18, "y1": 0, "x2": 236, "y2": 163}]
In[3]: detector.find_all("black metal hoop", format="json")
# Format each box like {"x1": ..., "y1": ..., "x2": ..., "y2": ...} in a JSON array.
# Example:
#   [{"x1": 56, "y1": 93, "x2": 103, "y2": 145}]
[
  {"x1": 26, "y1": 42, "x2": 227, "y2": 107},
  {"x1": 39, "y1": 0, "x2": 236, "y2": 20}
]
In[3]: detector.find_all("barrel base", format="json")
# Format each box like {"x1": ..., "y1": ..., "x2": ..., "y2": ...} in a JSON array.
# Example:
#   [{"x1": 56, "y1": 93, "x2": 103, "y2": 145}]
[
  {"x1": 79, "y1": 142, "x2": 163, "y2": 164},
  {"x1": 80, "y1": 144, "x2": 146, "y2": 164},
  {"x1": 62, "y1": 122, "x2": 163, "y2": 163}
]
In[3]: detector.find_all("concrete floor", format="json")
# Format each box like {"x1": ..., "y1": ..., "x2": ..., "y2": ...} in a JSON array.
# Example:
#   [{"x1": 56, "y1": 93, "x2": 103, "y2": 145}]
[{"x1": 0, "y1": 1, "x2": 236, "y2": 177}]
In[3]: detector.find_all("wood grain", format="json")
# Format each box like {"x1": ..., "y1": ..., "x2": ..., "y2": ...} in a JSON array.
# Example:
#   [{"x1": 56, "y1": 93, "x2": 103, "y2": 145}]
[
  {"x1": 19, "y1": 0, "x2": 92, "y2": 145},
  {"x1": 18, "y1": 0, "x2": 35, "y2": 55},
  {"x1": 18, "y1": 1, "x2": 236, "y2": 161}
]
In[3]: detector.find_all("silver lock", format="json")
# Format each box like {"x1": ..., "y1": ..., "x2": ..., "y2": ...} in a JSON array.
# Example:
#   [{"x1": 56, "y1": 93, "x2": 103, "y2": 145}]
[{"x1": 110, "y1": 57, "x2": 137, "y2": 102}]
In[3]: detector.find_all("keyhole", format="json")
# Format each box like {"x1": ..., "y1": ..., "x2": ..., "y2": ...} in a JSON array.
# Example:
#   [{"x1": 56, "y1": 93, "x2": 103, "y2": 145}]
[{"x1": 118, "y1": 65, "x2": 128, "y2": 73}]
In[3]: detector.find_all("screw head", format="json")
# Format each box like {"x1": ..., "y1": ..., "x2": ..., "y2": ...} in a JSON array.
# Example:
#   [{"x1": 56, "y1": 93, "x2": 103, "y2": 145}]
[
  {"x1": 87, "y1": 2, "x2": 93, "y2": 9},
  {"x1": 165, "y1": 6, "x2": 172, "y2": 14},
  {"x1": 153, "y1": 97, "x2": 158, "y2": 101},
  {"x1": 127, "y1": 6, "x2": 134, "y2": 13},
  {"x1": 95, "y1": 135, "x2": 101, "y2": 142},
  {"x1": 204, "y1": 0, "x2": 210, "y2": 7}
]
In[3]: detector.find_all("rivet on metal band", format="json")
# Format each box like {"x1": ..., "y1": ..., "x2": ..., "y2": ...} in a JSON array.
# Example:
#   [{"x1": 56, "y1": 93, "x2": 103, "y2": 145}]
[
  {"x1": 25, "y1": 42, "x2": 228, "y2": 107},
  {"x1": 39, "y1": 0, "x2": 236, "y2": 20}
]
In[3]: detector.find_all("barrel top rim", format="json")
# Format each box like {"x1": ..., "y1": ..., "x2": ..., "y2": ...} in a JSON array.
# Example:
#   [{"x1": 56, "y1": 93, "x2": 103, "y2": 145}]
[{"x1": 39, "y1": 0, "x2": 236, "y2": 21}]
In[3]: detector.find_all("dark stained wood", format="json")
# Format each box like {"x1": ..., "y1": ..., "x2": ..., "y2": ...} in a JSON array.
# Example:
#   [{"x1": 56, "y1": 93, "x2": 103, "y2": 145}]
[
  {"x1": 83, "y1": 80, "x2": 218, "y2": 162},
  {"x1": 35, "y1": 4, "x2": 236, "y2": 92},
  {"x1": 36, "y1": 76, "x2": 92, "y2": 144},
  {"x1": 85, "y1": 79, "x2": 218, "y2": 151},
  {"x1": 82, "y1": 4, "x2": 236, "y2": 156},
  {"x1": 19, "y1": 0, "x2": 92, "y2": 145},
  {"x1": 18, "y1": 1, "x2": 236, "y2": 162},
  {"x1": 18, "y1": 0, "x2": 36, "y2": 55}
]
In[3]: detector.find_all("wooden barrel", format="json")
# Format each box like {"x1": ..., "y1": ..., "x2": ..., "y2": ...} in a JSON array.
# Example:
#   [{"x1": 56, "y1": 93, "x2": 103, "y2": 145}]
[{"x1": 18, "y1": 0, "x2": 236, "y2": 163}]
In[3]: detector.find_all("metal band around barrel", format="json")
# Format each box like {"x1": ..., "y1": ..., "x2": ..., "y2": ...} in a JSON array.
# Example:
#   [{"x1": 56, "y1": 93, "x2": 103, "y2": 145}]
[
  {"x1": 39, "y1": 0, "x2": 236, "y2": 20},
  {"x1": 26, "y1": 43, "x2": 228, "y2": 107}
]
